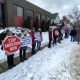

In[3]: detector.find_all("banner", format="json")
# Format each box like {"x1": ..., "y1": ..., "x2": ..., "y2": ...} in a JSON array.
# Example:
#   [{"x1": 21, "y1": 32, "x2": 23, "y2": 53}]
[{"x1": 26, "y1": 36, "x2": 32, "y2": 44}]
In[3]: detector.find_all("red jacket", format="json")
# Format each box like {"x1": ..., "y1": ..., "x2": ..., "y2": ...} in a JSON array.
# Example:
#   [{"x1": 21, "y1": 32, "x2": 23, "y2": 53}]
[
  {"x1": 30, "y1": 31, "x2": 36, "y2": 44},
  {"x1": 48, "y1": 30, "x2": 52, "y2": 42}
]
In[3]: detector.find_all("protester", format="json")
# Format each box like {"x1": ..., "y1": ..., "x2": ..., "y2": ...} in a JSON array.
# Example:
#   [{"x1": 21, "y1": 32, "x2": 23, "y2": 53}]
[
  {"x1": 1, "y1": 30, "x2": 15, "y2": 69},
  {"x1": 70, "y1": 28, "x2": 77, "y2": 42},
  {"x1": 65, "y1": 28, "x2": 70, "y2": 38},
  {"x1": 30, "y1": 28, "x2": 36, "y2": 55},
  {"x1": 48, "y1": 28, "x2": 52, "y2": 48},
  {"x1": 53, "y1": 28, "x2": 59, "y2": 46},
  {"x1": 61, "y1": 28, "x2": 65, "y2": 39},
  {"x1": 35, "y1": 28, "x2": 42, "y2": 50},
  {"x1": 19, "y1": 30, "x2": 27, "y2": 62},
  {"x1": 57, "y1": 28, "x2": 62, "y2": 43}
]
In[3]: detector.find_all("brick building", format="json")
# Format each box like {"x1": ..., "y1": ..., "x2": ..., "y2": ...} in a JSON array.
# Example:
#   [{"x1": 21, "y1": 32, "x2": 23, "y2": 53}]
[{"x1": 0, "y1": 0, "x2": 55, "y2": 28}]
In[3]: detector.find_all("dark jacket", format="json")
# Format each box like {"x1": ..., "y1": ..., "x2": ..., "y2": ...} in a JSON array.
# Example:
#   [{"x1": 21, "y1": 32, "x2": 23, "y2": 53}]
[
  {"x1": 48, "y1": 30, "x2": 52, "y2": 42},
  {"x1": 70, "y1": 29, "x2": 77, "y2": 37},
  {"x1": 58, "y1": 28, "x2": 61, "y2": 36}
]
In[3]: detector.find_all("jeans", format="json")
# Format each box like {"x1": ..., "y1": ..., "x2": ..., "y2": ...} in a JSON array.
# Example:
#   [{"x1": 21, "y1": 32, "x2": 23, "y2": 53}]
[
  {"x1": 7, "y1": 54, "x2": 14, "y2": 67},
  {"x1": 71, "y1": 36, "x2": 75, "y2": 42},
  {"x1": 53, "y1": 37, "x2": 57, "y2": 45},
  {"x1": 19, "y1": 46, "x2": 27, "y2": 60},
  {"x1": 32, "y1": 44, "x2": 36, "y2": 55},
  {"x1": 48, "y1": 41, "x2": 51, "y2": 48},
  {"x1": 37, "y1": 41, "x2": 41, "y2": 49}
]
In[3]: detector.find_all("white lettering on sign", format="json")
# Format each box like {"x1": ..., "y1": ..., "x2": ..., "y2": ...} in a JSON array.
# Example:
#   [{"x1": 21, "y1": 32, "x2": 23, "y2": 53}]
[
  {"x1": 4, "y1": 42, "x2": 20, "y2": 48},
  {"x1": 5, "y1": 43, "x2": 14, "y2": 48},
  {"x1": 10, "y1": 46, "x2": 17, "y2": 51},
  {"x1": 8, "y1": 38, "x2": 16, "y2": 43}
]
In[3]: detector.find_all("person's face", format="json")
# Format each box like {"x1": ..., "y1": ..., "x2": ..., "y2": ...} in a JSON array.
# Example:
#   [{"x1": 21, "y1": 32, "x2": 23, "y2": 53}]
[
  {"x1": 21, "y1": 31, "x2": 25, "y2": 35},
  {"x1": 32, "y1": 28, "x2": 35, "y2": 32},
  {"x1": 38, "y1": 28, "x2": 41, "y2": 31}
]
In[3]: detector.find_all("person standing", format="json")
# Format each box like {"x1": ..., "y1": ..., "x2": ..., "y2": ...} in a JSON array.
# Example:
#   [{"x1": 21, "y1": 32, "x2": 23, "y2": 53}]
[
  {"x1": 48, "y1": 28, "x2": 52, "y2": 48},
  {"x1": 30, "y1": 28, "x2": 36, "y2": 55},
  {"x1": 1, "y1": 30, "x2": 15, "y2": 69},
  {"x1": 53, "y1": 28, "x2": 59, "y2": 46},
  {"x1": 70, "y1": 28, "x2": 77, "y2": 42},
  {"x1": 57, "y1": 28, "x2": 61, "y2": 43},
  {"x1": 19, "y1": 30, "x2": 27, "y2": 62},
  {"x1": 35, "y1": 28, "x2": 42, "y2": 50}
]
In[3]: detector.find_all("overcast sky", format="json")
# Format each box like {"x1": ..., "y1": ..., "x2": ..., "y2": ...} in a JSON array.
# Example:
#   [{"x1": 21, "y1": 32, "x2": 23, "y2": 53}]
[{"x1": 27, "y1": 0, "x2": 80, "y2": 18}]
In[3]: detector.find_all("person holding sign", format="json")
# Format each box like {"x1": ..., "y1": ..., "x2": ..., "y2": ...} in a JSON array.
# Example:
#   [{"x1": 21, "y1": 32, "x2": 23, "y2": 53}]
[
  {"x1": 19, "y1": 30, "x2": 27, "y2": 62},
  {"x1": 30, "y1": 28, "x2": 36, "y2": 55},
  {"x1": 1, "y1": 30, "x2": 15, "y2": 69},
  {"x1": 53, "y1": 28, "x2": 59, "y2": 46}
]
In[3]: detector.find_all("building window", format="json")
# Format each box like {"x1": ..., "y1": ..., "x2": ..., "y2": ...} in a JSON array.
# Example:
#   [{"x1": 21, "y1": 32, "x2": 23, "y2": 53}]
[
  {"x1": 46, "y1": 17, "x2": 50, "y2": 21},
  {"x1": 13, "y1": 5, "x2": 24, "y2": 27},
  {"x1": 26, "y1": 10, "x2": 33, "y2": 18},
  {"x1": 0, "y1": 4, "x2": 2, "y2": 22},
  {"x1": 34, "y1": 13, "x2": 40, "y2": 21},
  {"x1": 0, "y1": 3, "x2": 5, "y2": 28},
  {"x1": 41, "y1": 15, "x2": 45, "y2": 21},
  {"x1": 13, "y1": 5, "x2": 23, "y2": 17}
]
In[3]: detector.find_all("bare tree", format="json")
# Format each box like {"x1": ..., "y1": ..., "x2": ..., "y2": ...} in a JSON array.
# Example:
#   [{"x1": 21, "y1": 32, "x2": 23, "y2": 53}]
[{"x1": 68, "y1": 5, "x2": 80, "y2": 28}]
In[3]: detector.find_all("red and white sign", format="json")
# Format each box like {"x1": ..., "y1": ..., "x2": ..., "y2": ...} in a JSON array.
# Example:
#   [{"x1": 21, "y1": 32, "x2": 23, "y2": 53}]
[{"x1": 2, "y1": 36, "x2": 21, "y2": 55}]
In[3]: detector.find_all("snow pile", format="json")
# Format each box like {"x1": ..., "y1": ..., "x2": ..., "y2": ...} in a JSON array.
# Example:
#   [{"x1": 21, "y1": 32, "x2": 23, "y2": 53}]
[
  {"x1": 0, "y1": 29, "x2": 4, "y2": 33},
  {"x1": 0, "y1": 37, "x2": 79, "y2": 80}
]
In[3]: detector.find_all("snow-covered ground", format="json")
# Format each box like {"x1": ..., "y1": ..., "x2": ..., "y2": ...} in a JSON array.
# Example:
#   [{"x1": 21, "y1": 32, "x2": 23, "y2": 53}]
[
  {"x1": 0, "y1": 36, "x2": 79, "y2": 80},
  {"x1": 0, "y1": 31, "x2": 48, "y2": 63},
  {"x1": 0, "y1": 29, "x2": 4, "y2": 33}
]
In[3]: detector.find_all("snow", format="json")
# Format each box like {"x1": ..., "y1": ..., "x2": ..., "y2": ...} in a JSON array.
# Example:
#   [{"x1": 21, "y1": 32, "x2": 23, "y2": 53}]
[
  {"x1": 0, "y1": 29, "x2": 4, "y2": 33},
  {"x1": 0, "y1": 30, "x2": 48, "y2": 63},
  {"x1": 0, "y1": 36, "x2": 79, "y2": 80}
]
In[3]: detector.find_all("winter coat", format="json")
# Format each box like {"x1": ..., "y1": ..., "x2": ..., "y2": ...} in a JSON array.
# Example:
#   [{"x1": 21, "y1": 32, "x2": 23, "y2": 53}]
[
  {"x1": 58, "y1": 28, "x2": 61, "y2": 36},
  {"x1": 20, "y1": 36, "x2": 27, "y2": 50},
  {"x1": 30, "y1": 31, "x2": 36, "y2": 44},
  {"x1": 38, "y1": 30, "x2": 43, "y2": 41},
  {"x1": 61, "y1": 29, "x2": 65, "y2": 35},
  {"x1": 70, "y1": 29, "x2": 77, "y2": 37},
  {"x1": 49, "y1": 30, "x2": 52, "y2": 42},
  {"x1": 35, "y1": 32, "x2": 42, "y2": 42}
]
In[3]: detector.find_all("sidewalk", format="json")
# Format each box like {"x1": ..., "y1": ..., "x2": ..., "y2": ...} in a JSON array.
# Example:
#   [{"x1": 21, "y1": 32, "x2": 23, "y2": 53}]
[{"x1": 0, "y1": 44, "x2": 48, "y2": 74}]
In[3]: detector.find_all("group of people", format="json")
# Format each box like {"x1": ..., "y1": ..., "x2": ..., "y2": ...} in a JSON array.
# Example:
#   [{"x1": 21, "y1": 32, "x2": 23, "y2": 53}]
[
  {"x1": 0, "y1": 26, "x2": 77, "y2": 69},
  {"x1": 48, "y1": 27, "x2": 64, "y2": 48},
  {"x1": 69, "y1": 28, "x2": 80, "y2": 44},
  {"x1": 0, "y1": 27, "x2": 42, "y2": 69},
  {"x1": 48, "y1": 26, "x2": 71, "y2": 48}
]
